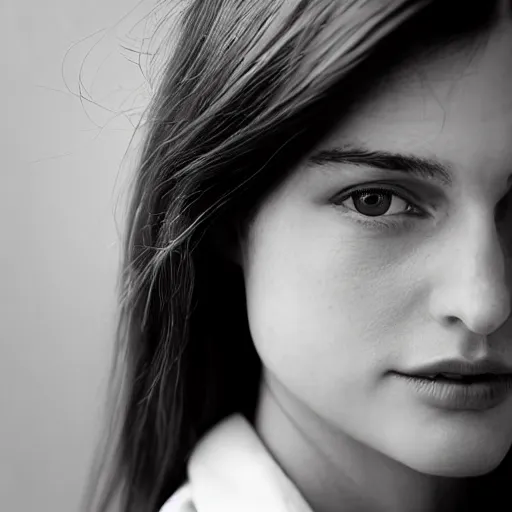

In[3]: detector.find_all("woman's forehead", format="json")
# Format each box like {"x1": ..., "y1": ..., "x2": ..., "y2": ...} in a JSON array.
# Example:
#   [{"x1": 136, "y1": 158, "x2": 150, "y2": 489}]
[
  {"x1": 313, "y1": 21, "x2": 512, "y2": 196},
  {"x1": 326, "y1": 21, "x2": 508, "y2": 130},
  {"x1": 343, "y1": 23, "x2": 512, "y2": 124}
]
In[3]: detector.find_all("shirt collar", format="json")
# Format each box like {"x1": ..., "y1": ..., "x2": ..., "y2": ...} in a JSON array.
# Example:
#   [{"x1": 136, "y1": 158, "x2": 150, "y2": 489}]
[{"x1": 187, "y1": 414, "x2": 314, "y2": 512}]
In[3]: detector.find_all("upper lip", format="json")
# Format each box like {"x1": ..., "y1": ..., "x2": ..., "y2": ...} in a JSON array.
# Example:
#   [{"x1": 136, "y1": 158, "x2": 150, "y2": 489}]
[{"x1": 399, "y1": 359, "x2": 512, "y2": 377}]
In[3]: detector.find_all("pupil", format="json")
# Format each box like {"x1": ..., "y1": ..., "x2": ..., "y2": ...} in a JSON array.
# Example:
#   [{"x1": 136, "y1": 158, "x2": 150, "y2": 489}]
[
  {"x1": 364, "y1": 195, "x2": 380, "y2": 206},
  {"x1": 355, "y1": 192, "x2": 391, "y2": 217}
]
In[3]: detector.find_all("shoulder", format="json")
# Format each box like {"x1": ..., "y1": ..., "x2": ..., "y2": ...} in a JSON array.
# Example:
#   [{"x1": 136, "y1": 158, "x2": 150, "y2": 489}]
[{"x1": 159, "y1": 484, "x2": 196, "y2": 512}]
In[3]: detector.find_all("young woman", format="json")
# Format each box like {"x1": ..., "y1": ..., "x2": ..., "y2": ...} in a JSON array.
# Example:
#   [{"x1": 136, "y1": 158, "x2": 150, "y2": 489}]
[{"x1": 85, "y1": 0, "x2": 512, "y2": 511}]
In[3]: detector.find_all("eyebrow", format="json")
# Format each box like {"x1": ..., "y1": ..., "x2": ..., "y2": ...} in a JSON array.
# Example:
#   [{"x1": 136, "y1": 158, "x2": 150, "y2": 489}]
[{"x1": 308, "y1": 144, "x2": 453, "y2": 187}]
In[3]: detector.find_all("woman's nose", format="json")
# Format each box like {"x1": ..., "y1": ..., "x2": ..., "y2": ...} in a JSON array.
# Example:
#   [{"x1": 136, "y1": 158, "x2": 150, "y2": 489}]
[{"x1": 428, "y1": 214, "x2": 512, "y2": 336}]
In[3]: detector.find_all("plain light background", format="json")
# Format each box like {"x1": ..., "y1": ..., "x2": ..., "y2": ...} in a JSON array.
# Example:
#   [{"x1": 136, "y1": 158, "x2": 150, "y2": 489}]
[{"x1": 1, "y1": 0, "x2": 162, "y2": 510}]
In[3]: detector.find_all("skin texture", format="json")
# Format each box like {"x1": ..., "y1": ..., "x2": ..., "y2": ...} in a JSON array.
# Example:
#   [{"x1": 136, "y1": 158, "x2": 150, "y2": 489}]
[{"x1": 238, "y1": 7, "x2": 512, "y2": 512}]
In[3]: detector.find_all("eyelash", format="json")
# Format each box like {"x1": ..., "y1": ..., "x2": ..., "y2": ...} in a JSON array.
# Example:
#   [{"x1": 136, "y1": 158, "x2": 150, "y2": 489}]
[{"x1": 331, "y1": 185, "x2": 429, "y2": 230}]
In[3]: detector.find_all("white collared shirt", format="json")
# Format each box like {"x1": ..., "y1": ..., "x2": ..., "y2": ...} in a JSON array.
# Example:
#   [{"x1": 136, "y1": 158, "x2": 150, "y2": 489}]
[{"x1": 159, "y1": 414, "x2": 313, "y2": 512}]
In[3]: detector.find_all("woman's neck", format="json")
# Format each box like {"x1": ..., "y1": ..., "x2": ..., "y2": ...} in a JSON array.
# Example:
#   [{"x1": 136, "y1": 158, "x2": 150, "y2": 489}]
[{"x1": 254, "y1": 372, "x2": 471, "y2": 512}]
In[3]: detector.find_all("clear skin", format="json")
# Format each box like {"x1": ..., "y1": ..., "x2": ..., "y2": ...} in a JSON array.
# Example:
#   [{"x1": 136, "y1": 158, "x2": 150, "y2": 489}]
[{"x1": 236, "y1": 7, "x2": 512, "y2": 512}]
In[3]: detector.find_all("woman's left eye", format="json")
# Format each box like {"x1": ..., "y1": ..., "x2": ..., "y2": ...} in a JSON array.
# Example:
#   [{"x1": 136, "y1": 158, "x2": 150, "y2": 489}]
[{"x1": 331, "y1": 186, "x2": 427, "y2": 226}]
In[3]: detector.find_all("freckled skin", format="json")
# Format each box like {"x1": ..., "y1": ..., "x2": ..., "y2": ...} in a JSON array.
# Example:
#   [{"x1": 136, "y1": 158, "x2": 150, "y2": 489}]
[{"x1": 240, "y1": 10, "x2": 512, "y2": 512}]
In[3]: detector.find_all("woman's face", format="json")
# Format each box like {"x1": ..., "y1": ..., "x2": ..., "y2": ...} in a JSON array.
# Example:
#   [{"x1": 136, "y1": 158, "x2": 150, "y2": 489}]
[{"x1": 240, "y1": 19, "x2": 512, "y2": 477}]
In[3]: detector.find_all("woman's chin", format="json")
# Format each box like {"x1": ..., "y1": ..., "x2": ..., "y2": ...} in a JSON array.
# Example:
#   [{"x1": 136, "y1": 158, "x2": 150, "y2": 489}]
[
  {"x1": 374, "y1": 403, "x2": 512, "y2": 478},
  {"x1": 403, "y1": 443, "x2": 510, "y2": 478},
  {"x1": 415, "y1": 458, "x2": 502, "y2": 478}
]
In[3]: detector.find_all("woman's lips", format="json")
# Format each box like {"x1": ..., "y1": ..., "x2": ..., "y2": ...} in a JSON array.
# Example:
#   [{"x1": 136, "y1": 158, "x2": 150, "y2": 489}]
[
  {"x1": 391, "y1": 371, "x2": 512, "y2": 411},
  {"x1": 397, "y1": 358, "x2": 512, "y2": 378}
]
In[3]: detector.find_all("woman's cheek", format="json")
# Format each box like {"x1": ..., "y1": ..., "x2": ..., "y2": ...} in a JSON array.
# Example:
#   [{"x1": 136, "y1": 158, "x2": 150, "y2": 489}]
[{"x1": 245, "y1": 240, "x2": 352, "y2": 392}]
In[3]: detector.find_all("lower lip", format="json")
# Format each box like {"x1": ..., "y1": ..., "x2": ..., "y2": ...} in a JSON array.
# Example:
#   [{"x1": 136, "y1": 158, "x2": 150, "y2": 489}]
[{"x1": 391, "y1": 372, "x2": 512, "y2": 411}]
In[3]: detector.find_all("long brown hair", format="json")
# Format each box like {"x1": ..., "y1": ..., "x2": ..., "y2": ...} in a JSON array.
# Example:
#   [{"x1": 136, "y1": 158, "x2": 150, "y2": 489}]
[{"x1": 83, "y1": 1, "x2": 507, "y2": 511}]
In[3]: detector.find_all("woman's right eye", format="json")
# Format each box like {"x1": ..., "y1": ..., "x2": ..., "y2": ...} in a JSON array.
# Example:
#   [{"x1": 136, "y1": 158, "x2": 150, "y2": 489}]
[
  {"x1": 332, "y1": 184, "x2": 427, "y2": 220},
  {"x1": 328, "y1": 183, "x2": 433, "y2": 232},
  {"x1": 339, "y1": 188, "x2": 416, "y2": 218}
]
